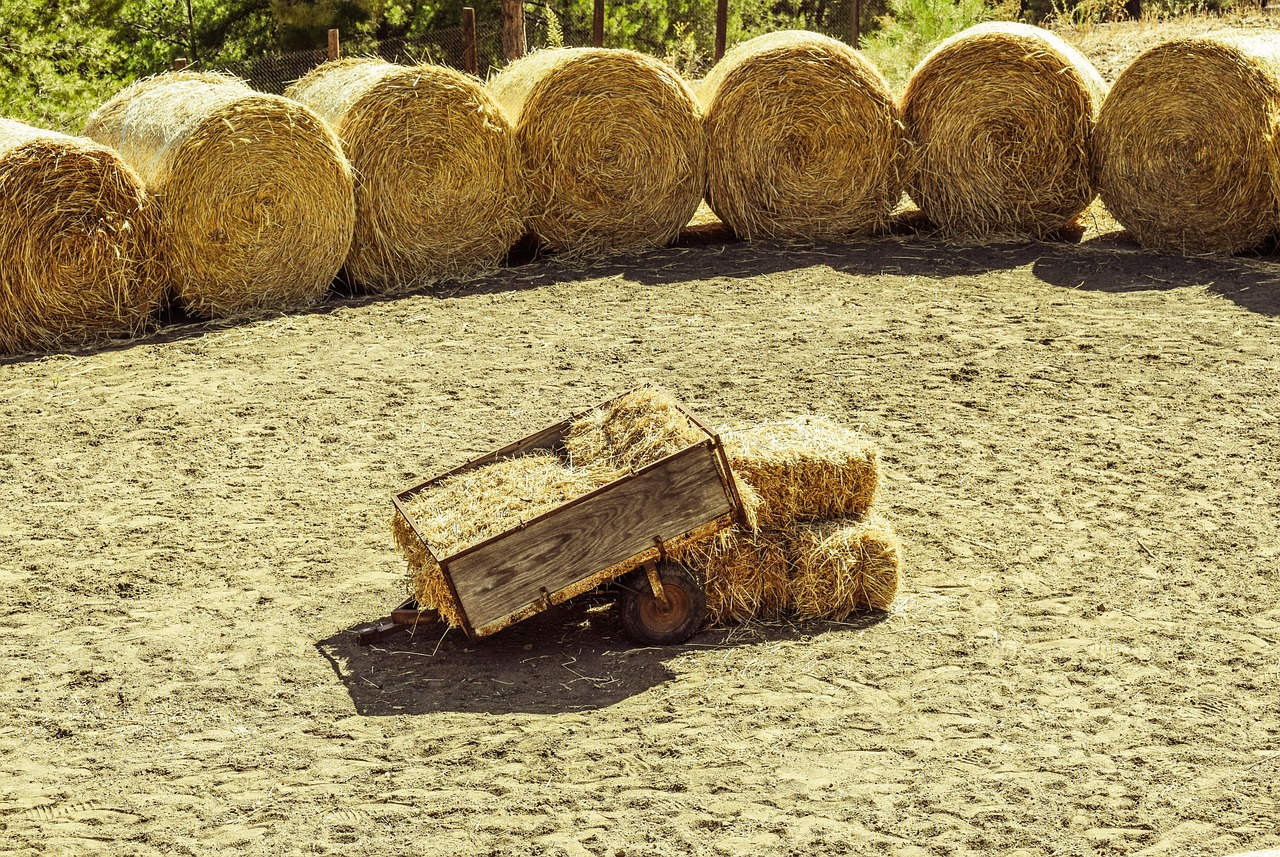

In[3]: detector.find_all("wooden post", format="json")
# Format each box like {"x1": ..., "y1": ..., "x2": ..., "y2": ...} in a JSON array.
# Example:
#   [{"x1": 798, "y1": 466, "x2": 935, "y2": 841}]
[
  {"x1": 463, "y1": 7, "x2": 478, "y2": 74},
  {"x1": 173, "y1": 57, "x2": 189, "y2": 71},
  {"x1": 327, "y1": 28, "x2": 340, "y2": 61},
  {"x1": 714, "y1": 0, "x2": 727, "y2": 61},
  {"x1": 592, "y1": 0, "x2": 604, "y2": 47},
  {"x1": 500, "y1": 0, "x2": 526, "y2": 61},
  {"x1": 850, "y1": 0, "x2": 860, "y2": 49}
]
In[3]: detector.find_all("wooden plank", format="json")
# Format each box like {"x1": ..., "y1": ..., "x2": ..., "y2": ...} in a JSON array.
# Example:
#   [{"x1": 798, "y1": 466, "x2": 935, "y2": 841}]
[
  {"x1": 462, "y1": 7, "x2": 478, "y2": 75},
  {"x1": 447, "y1": 445, "x2": 731, "y2": 630}
]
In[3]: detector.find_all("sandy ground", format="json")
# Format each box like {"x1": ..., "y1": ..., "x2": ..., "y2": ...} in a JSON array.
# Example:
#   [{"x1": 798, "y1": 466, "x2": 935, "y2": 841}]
[{"x1": 1, "y1": 221, "x2": 1278, "y2": 854}]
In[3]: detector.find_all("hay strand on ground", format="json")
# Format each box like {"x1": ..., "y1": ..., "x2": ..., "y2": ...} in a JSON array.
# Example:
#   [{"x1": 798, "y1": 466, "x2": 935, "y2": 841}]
[
  {"x1": 698, "y1": 30, "x2": 904, "y2": 240},
  {"x1": 0, "y1": 119, "x2": 162, "y2": 355},
  {"x1": 722, "y1": 416, "x2": 878, "y2": 530},
  {"x1": 789, "y1": 516, "x2": 902, "y2": 618},
  {"x1": 286, "y1": 59, "x2": 524, "y2": 292},
  {"x1": 901, "y1": 22, "x2": 1107, "y2": 239},
  {"x1": 85, "y1": 72, "x2": 355, "y2": 318},
  {"x1": 1091, "y1": 32, "x2": 1280, "y2": 254},
  {"x1": 486, "y1": 47, "x2": 705, "y2": 256},
  {"x1": 563, "y1": 386, "x2": 706, "y2": 473}
]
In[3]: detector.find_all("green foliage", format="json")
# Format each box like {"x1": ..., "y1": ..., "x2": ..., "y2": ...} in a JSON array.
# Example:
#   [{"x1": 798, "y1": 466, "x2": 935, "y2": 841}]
[{"x1": 861, "y1": 0, "x2": 994, "y2": 90}]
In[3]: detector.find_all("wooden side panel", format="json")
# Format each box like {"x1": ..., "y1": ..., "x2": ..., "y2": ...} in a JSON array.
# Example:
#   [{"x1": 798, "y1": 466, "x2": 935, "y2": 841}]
[{"x1": 447, "y1": 446, "x2": 731, "y2": 630}]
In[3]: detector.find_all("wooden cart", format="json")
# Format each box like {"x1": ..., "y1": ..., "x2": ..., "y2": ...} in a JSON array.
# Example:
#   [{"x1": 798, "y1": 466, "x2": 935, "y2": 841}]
[{"x1": 356, "y1": 393, "x2": 747, "y2": 647}]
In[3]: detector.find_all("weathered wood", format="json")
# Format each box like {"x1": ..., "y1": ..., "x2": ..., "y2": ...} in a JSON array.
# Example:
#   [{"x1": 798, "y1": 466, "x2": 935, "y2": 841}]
[
  {"x1": 462, "y1": 7, "x2": 478, "y2": 75},
  {"x1": 714, "y1": 0, "x2": 727, "y2": 61},
  {"x1": 499, "y1": 0, "x2": 526, "y2": 61},
  {"x1": 448, "y1": 445, "x2": 731, "y2": 631},
  {"x1": 327, "y1": 28, "x2": 340, "y2": 61},
  {"x1": 592, "y1": 0, "x2": 604, "y2": 47},
  {"x1": 850, "y1": 0, "x2": 860, "y2": 49},
  {"x1": 173, "y1": 57, "x2": 189, "y2": 71}
]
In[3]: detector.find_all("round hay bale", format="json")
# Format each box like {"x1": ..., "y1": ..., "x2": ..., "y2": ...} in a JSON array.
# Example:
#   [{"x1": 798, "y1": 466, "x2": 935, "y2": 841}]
[
  {"x1": 84, "y1": 72, "x2": 355, "y2": 317},
  {"x1": 0, "y1": 118, "x2": 161, "y2": 355},
  {"x1": 901, "y1": 22, "x2": 1107, "y2": 239},
  {"x1": 789, "y1": 516, "x2": 902, "y2": 618},
  {"x1": 1092, "y1": 33, "x2": 1280, "y2": 254},
  {"x1": 285, "y1": 59, "x2": 524, "y2": 292},
  {"x1": 486, "y1": 47, "x2": 705, "y2": 256},
  {"x1": 698, "y1": 30, "x2": 904, "y2": 240}
]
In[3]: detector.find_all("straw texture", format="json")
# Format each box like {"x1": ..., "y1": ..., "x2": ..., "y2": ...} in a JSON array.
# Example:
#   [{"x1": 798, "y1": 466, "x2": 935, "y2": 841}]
[
  {"x1": 698, "y1": 30, "x2": 904, "y2": 240},
  {"x1": 564, "y1": 386, "x2": 706, "y2": 473},
  {"x1": 486, "y1": 47, "x2": 706, "y2": 256},
  {"x1": 902, "y1": 22, "x2": 1107, "y2": 239},
  {"x1": 286, "y1": 59, "x2": 524, "y2": 291},
  {"x1": 1092, "y1": 32, "x2": 1280, "y2": 254},
  {"x1": 721, "y1": 416, "x2": 879, "y2": 529},
  {"x1": 0, "y1": 119, "x2": 162, "y2": 355},
  {"x1": 675, "y1": 529, "x2": 792, "y2": 625},
  {"x1": 788, "y1": 516, "x2": 902, "y2": 618},
  {"x1": 85, "y1": 72, "x2": 355, "y2": 317}
]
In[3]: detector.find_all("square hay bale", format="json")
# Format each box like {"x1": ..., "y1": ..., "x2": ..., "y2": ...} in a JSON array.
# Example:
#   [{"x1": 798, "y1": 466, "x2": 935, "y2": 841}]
[
  {"x1": 673, "y1": 529, "x2": 791, "y2": 625},
  {"x1": 788, "y1": 516, "x2": 902, "y2": 618},
  {"x1": 722, "y1": 416, "x2": 879, "y2": 529}
]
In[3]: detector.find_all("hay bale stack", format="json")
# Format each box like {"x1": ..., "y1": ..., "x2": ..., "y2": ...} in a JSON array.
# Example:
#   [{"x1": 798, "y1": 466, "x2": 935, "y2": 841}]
[
  {"x1": 789, "y1": 516, "x2": 902, "y2": 618},
  {"x1": 391, "y1": 452, "x2": 610, "y2": 625},
  {"x1": 84, "y1": 72, "x2": 355, "y2": 317},
  {"x1": 486, "y1": 48, "x2": 705, "y2": 256},
  {"x1": 0, "y1": 119, "x2": 162, "y2": 354},
  {"x1": 698, "y1": 30, "x2": 904, "y2": 240},
  {"x1": 722, "y1": 416, "x2": 878, "y2": 530},
  {"x1": 901, "y1": 22, "x2": 1107, "y2": 239},
  {"x1": 564, "y1": 386, "x2": 706, "y2": 473},
  {"x1": 285, "y1": 59, "x2": 524, "y2": 292},
  {"x1": 1092, "y1": 33, "x2": 1280, "y2": 254}
]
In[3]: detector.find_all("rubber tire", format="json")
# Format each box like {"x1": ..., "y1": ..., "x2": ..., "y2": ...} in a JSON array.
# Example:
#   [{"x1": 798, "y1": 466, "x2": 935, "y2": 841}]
[{"x1": 620, "y1": 563, "x2": 706, "y2": 645}]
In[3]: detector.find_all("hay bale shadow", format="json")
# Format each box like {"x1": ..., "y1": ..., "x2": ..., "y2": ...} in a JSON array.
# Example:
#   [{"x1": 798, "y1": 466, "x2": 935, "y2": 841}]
[{"x1": 315, "y1": 595, "x2": 888, "y2": 716}]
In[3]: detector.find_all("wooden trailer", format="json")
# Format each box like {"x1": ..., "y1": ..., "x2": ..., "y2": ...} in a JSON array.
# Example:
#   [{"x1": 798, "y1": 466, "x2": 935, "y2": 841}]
[{"x1": 356, "y1": 392, "x2": 747, "y2": 646}]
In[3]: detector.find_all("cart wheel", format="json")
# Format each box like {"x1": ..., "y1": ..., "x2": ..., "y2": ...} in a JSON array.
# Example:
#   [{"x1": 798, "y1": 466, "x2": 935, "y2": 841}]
[{"x1": 621, "y1": 563, "x2": 706, "y2": 645}]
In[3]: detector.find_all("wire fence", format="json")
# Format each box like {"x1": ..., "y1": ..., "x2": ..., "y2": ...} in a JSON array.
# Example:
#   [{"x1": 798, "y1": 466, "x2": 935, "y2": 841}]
[{"x1": 215, "y1": 5, "x2": 869, "y2": 92}]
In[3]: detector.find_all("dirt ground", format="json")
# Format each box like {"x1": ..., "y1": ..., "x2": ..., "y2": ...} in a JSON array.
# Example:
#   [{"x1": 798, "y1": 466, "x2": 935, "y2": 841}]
[{"x1": 2, "y1": 217, "x2": 1278, "y2": 855}]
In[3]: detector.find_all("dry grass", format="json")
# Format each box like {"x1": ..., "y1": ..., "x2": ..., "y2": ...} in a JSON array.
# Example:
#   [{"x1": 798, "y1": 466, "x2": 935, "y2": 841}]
[
  {"x1": 563, "y1": 386, "x2": 707, "y2": 473},
  {"x1": 789, "y1": 516, "x2": 903, "y2": 618},
  {"x1": 721, "y1": 415, "x2": 879, "y2": 530},
  {"x1": 84, "y1": 72, "x2": 355, "y2": 318},
  {"x1": 286, "y1": 59, "x2": 524, "y2": 293},
  {"x1": 902, "y1": 21, "x2": 1107, "y2": 239},
  {"x1": 1091, "y1": 31, "x2": 1280, "y2": 254},
  {"x1": 698, "y1": 30, "x2": 904, "y2": 240},
  {"x1": 486, "y1": 48, "x2": 706, "y2": 257},
  {"x1": 0, "y1": 119, "x2": 162, "y2": 355}
]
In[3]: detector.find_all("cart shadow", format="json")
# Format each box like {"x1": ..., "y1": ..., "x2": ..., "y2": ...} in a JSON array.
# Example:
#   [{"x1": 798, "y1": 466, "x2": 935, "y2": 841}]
[{"x1": 316, "y1": 596, "x2": 888, "y2": 716}]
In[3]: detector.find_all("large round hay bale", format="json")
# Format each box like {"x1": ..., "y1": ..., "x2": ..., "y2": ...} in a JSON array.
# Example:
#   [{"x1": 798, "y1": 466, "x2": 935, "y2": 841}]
[
  {"x1": 698, "y1": 30, "x2": 904, "y2": 240},
  {"x1": 901, "y1": 22, "x2": 1107, "y2": 239},
  {"x1": 486, "y1": 47, "x2": 705, "y2": 256},
  {"x1": 1092, "y1": 33, "x2": 1280, "y2": 254},
  {"x1": 0, "y1": 119, "x2": 161, "y2": 355},
  {"x1": 84, "y1": 72, "x2": 355, "y2": 317},
  {"x1": 285, "y1": 59, "x2": 524, "y2": 292}
]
